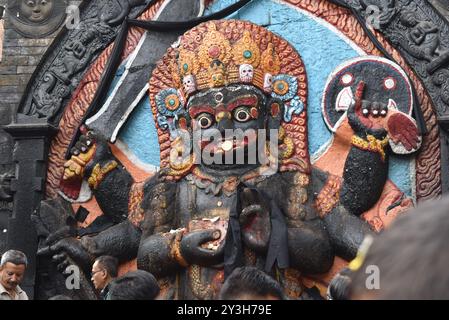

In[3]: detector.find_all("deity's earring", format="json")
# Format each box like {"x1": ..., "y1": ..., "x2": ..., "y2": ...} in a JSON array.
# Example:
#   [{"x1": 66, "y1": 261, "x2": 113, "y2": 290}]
[
  {"x1": 265, "y1": 98, "x2": 294, "y2": 160},
  {"x1": 260, "y1": 99, "x2": 284, "y2": 171},
  {"x1": 176, "y1": 114, "x2": 190, "y2": 131},
  {"x1": 266, "y1": 98, "x2": 284, "y2": 133}
]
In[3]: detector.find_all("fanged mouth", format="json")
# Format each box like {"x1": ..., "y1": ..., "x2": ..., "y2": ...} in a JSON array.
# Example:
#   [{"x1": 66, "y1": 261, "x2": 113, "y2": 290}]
[{"x1": 200, "y1": 136, "x2": 252, "y2": 154}]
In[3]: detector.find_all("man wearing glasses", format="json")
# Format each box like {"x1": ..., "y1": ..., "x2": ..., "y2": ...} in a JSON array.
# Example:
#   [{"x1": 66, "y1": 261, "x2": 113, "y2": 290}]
[{"x1": 91, "y1": 255, "x2": 118, "y2": 300}]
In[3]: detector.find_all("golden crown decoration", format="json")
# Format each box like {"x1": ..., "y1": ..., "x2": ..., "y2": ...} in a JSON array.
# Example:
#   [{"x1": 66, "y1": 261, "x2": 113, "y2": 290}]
[
  {"x1": 148, "y1": 20, "x2": 310, "y2": 178},
  {"x1": 177, "y1": 23, "x2": 283, "y2": 97}
]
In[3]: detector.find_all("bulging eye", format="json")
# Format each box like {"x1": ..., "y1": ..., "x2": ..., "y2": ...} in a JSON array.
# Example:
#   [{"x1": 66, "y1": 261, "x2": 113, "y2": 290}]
[
  {"x1": 234, "y1": 107, "x2": 251, "y2": 122},
  {"x1": 197, "y1": 114, "x2": 213, "y2": 129}
]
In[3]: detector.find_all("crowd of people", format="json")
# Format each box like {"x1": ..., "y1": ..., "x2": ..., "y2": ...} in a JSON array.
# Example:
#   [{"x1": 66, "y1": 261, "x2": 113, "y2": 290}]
[{"x1": 1, "y1": 196, "x2": 449, "y2": 300}]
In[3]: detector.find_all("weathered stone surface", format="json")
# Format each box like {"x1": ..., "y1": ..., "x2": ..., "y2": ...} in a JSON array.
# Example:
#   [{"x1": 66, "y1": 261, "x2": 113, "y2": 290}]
[
  {"x1": 17, "y1": 66, "x2": 36, "y2": 74},
  {"x1": 3, "y1": 38, "x2": 19, "y2": 47},
  {"x1": 0, "y1": 105, "x2": 11, "y2": 125},
  {"x1": 0, "y1": 1, "x2": 82, "y2": 126},
  {"x1": 4, "y1": 28, "x2": 24, "y2": 39},
  {"x1": 17, "y1": 0, "x2": 154, "y2": 121},
  {"x1": 0, "y1": 55, "x2": 29, "y2": 66},
  {"x1": 18, "y1": 38, "x2": 54, "y2": 47},
  {"x1": 0, "y1": 86, "x2": 20, "y2": 94},
  {"x1": 27, "y1": 55, "x2": 44, "y2": 65},
  {"x1": 2, "y1": 93, "x2": 22, "y2": 103},
  {"x1": 2, "y1": 46, "x2": 21, "y2": 55},
  {"x1": 429, "y1": 0, "x2": 449, "y2": 21},
  {"x1": 20, "y1": 46, "x2": 48, "y2": 55},
  {"x1": 0, "y1": 75, "x2": 21, "y2": 86},
  {"x1": 0, "y1": 65, "x2": 17, "y2": 74},
  {"x1": 0, "y1": 74, "x2": 30, "y2": 86}
]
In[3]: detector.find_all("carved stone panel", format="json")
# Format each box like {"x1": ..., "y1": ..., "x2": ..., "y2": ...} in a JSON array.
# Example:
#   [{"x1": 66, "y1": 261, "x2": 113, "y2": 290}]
[
  {"x1": 18, "y1": 0, "x2": 150, "y2": 121},
  {"x1": 429, "y1": 0, "x2": 449, "y2": 21}
]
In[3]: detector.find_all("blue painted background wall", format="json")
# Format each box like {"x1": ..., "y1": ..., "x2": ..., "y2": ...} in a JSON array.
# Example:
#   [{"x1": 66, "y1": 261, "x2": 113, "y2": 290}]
[
  {"x1": 114, "y1": 0, "x2": 413, "y2": 196},
  {"x1": 119, "y1": 96, "x2": 161, "y2": 167}
]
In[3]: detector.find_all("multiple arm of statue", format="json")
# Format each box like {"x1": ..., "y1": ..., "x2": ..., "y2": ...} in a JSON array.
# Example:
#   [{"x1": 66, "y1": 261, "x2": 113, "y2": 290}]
[
  {"x1": 35, "y1": 20, "x2": 422, "y2": 299},
  {"x1": 39, "y1": 131, "x2": 351, "y2": 278},
  {"x1": 38, "y1": 107, "x2": 374, "y2": 298}
]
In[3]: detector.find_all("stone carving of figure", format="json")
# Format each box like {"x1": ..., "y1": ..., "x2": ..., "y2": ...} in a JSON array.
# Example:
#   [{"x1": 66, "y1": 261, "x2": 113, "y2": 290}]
[
  {"x1": 35, "y1": 20, "x2": 420, "y2": 300},
  {"x1": 19, "y1": 0, "x2": 54, "y2": 23},
  {"x1": 395, "y1": 8, "x2": 449, "y2": 75},
  {"x1": 6, "y1": 0, "x2": 66, "y2": 37}
]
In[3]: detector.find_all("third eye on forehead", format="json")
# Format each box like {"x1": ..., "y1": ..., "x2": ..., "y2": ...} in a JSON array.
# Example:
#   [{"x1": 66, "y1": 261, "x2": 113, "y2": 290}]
[{"x1": 187, "y1": 85, "x2": 266, "y2": 108}]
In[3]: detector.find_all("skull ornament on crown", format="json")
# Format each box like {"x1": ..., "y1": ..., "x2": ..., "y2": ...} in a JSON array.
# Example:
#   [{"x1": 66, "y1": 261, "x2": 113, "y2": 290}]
[
  {"x1": 182, "y1": 75, "x2": 197, "y2": 94},
  {"x1": 239, "y1": 64, "x2": 254, "y2": 83}
]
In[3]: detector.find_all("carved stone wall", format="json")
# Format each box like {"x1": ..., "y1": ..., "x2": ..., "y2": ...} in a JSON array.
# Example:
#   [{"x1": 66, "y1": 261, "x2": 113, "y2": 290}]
[
  {"x1": 429, "y1": 0, "x2": 449, "y2": 21},
  {"x1": 0, "y1": 0, "x2": 156, "y2": 297},
  {"x1": 0, "y1": 1, "x2": 80, "y2": 255},
  {"x1": 0, "y1": 1, "x2": 80, "y2": 118}
]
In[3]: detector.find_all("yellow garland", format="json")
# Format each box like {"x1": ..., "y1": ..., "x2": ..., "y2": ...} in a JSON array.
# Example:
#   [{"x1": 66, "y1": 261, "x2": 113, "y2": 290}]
[
  {"x1": 351, "y1": 134, "x2": 389, "y2": 161},
  {"x1": 87, "y1": 161, "x2": 118, "y2": 190}
]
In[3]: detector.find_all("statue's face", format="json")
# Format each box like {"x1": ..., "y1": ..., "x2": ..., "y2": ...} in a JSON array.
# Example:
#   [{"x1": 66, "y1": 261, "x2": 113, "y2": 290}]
[
  {"x1": 187, "y1": 85, "x2": 269, "y2": 171},
  {"x1": 20, "y1": 0, "x2": 54, "y2": 22}
]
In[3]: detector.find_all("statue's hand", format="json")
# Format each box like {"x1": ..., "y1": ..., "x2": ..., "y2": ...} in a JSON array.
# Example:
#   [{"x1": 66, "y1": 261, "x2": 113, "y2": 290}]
[
  {"x1": 180, "y1": 229, "x2": 225, "y2": 266},
  {"x1": 386, "y1": 112, "x2": 420, "y2": 152},
  {"x1": 61, "y1": 127, "x2": 114, "y2": 199},
  {"x1": 239, "y1": 188, "x2": 271, "y2": 253},
  {"x1": 63, "y1": 127, "x2": 97, "y2": 182},
  {"x1": 38, "y1": 230, "x2": 94, "y2": 276}
]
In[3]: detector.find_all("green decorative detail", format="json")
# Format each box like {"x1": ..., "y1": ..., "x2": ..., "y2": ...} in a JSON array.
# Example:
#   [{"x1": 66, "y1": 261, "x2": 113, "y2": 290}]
[{"x1": 243, "y1": 50, "x2": 252, "y2": 59}]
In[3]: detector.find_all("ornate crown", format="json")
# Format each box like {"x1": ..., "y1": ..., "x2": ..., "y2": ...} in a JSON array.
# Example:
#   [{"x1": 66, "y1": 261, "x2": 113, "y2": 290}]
[
  {"x1": 149, "y1": 20, "x2": 310, "y2": 178},
  {"x1": 177, "y1": 23, "x2": 282, "y2": 95}
]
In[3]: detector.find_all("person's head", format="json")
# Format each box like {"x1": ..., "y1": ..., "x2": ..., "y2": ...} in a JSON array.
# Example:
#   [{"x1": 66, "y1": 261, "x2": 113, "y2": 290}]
[
  {"x1": 91, "y1": 255, "x2": 118, "y2": 291},
  {"x1": 350, "y1": 196, "x2": 449, "y2": 299},
  {"x1": 219, "y1": 267, "x2": 284, "y2": 300},
  {"x1": 107, "y1": 270, "x2": 160, "y2": 300},
  {"x1": 0, "y1": 249, "x2": 27, "y2": 291},
  {"x1": 327, "y1": 268, "x2": 352, "y2": 300}
]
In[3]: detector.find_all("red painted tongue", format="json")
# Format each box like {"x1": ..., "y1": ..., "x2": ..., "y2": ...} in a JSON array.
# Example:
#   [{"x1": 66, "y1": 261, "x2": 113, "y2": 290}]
[{"x1": 359, "y1": 117, "x2": 373, "y2": 129}]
